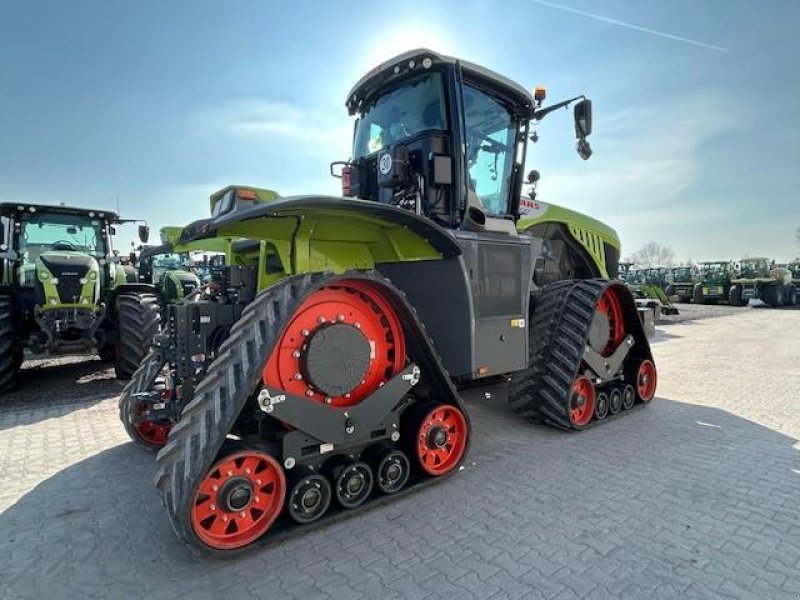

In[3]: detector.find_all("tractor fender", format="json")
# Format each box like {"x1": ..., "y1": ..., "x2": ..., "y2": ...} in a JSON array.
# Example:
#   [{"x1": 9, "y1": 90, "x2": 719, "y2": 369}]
[{"x1": 179, "y1": 195, "x2": 463, "y2": 260}]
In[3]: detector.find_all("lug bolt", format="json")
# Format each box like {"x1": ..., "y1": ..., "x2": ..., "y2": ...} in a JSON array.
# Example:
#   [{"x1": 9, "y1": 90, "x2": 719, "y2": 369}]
[
  {"x1": 337, "y1": 314, "x2": 345, "y2": 321},
  {"x1": 325, "y1": 397, "x2": 332, "y2": 404},
  {"x1": 354, "y1": 322, "x2": 361, "y2": 329},
  {"x1": 222, "y1": 515, "x2": 228, "y2": 522},
  {"x1": 317, "y1": 316, "x2": 326, "y2": 323},
  {"x1": 240, "y1": 512, "x2": 246, "y2": 518},
  {"x1": 212, "y1": 485, "x2": 218, "y2": 491},
  {"x1": 301, "y1": 329, "x2": 310, "y2": 336},
  {"x1": 294, "y1": 373, "x2": 303, "y2": 380},
  {"x1": 306, "y1": 390, "x2": 314, "y2": 397},
  {"x1": 227, "y1": 470, "x2": 233, "y2": 476},
  {"x1": 254, "y1": 496, "x2": 260, "y2": 503},
  {"x1": 245, "y1": 468, "x2": 251, "y2": 474},
  {"x1": 210, "y1": 504, "x2": 216, "y2": 511},
  {"x1": 391, "y1": 431, "x2": 400, "y2": 442},
  {"x1": 292, "y1": 350, "x2": 301, "y2": 358},
  {"x1": 285, "y1": 457, "x2": 296, "y2": 469}
]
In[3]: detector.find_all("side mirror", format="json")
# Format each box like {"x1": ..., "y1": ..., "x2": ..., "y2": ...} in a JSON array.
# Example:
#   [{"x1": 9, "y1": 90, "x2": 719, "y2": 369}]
[
  {"x1": 138, "y1": 225, "x2": 150, "y2": 244},
  {"x1": 109, "y1": 225, "x2": 116, "y2": 236},
  {"x1": 526, "y1": 170, "x2": 540, "y2": 184},
  {"x1": 574, "y1": 99, "x2": 592, "y2": 138}
]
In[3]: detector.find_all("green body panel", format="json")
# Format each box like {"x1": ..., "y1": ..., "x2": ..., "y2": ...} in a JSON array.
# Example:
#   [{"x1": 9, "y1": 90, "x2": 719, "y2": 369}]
[
  {"x1": 35, "y1": 251, "x2": 100, "y2": 310},
  {"x1": 160, "y1": 269, "x2": 199, "y2": 303},
  {"x1": 112, "y1": 263, "x2": 128, "y2": 288},
  {"x1": 212, "y1": 211, "x2": 443, "y2": 288},
  {"x1": 517, "y1": 200, "x2": 620, "y2": 279}
]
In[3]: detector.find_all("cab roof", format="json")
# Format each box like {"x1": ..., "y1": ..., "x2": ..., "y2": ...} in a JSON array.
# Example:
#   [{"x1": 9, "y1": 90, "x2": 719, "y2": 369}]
[
  {"x1": 0, "y1": 202, "x2": 120, "y2": 221},
  {"x1": 346, "y1": 48, "x2": 534, "y2": 117}
]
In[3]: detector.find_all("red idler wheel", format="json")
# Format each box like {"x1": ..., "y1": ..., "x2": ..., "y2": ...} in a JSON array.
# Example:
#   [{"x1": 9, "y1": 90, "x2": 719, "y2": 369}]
[
  {"x1": 191, "y1": 451, "x2": 285, "y2": 550},
  {"x1": 636, "y1": 360, "x2": 657, "y2": 402},
  {"x1": 594, "y1": 287, "x2": 626, "y2": 357},
  {"x1": 570, "y1": 376, "x2": 596, "y2": 427},
  {"x1": 262, "y1": 279, "x2": 405, "y2": 407},
  {"x1": 415, "y1": 404, "x2": 468, "y2": 476},
  {"x1": 134, "y1": 418, "x2": 171, "y2": 448}
]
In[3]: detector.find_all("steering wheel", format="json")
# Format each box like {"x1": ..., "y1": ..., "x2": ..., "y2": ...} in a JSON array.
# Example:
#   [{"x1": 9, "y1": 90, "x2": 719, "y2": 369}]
[{"x1": 51, "y1": 240, "x2": 77, "y2": 251}]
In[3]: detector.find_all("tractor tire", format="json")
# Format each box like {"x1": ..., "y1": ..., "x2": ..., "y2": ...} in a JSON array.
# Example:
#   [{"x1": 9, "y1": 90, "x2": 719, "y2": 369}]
[
  {"x1": 508, "y1": 279, "x2": 653, "y2": 431},
  {"x1": 729, "y1": 285, "x2": 743, "y2": 307},
  {"x1": 762, "y1": 284, "x2": 782, "y2": 308},
  {"x1": 114, "y1": 292, "x2": 161, "y2": 380},
  {"x1": 784, "y1": 285, "x2": 796, "y2": 306},
  {"x1": 0, "y1": 294, "x2": 21, "y2": 393},
  {"x1": 155, "y1": 272, "x2": 468, "y2": 555},
  {"x1": 791, "y1": 286, "x2": 799, "y2": 306},
  {"x1": 119, "y1": 336, "x2": 171, "y2": 450},
  {"x1": 692, "y1": 284, "x2": 703, "y2": 304}
]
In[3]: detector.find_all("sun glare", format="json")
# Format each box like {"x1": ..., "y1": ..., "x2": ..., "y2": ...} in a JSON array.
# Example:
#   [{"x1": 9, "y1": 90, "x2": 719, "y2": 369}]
[{"x1": 363, "y1": 25, "x2": 460, "y2": 70}]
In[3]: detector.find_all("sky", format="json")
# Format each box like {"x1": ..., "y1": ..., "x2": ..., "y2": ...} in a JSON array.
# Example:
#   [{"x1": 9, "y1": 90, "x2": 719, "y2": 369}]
[{"x1": 1, "y1": 0, "x2": 799, "y2": 261}]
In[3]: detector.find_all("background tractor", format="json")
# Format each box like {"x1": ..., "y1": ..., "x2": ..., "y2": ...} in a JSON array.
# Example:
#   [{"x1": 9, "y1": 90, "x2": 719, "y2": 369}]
[
  {"x1": 619, "y1": 263, "x2": 679, "y2": 317},
  {"x1": 730, "y1": 257, "x2": 794, "y2": 307},
  {"x1": 0, "y1": 203, "x2": 160, "y2": 391},
  {"x1": 665, "y1": 266, "x2": 695, "y2": 302},
  {"x1": 693, "y1": 261, "x2": 735, "y2": 304},
  {"x1": 121, "y1": 49, "x2": 655, "y2": 555}
]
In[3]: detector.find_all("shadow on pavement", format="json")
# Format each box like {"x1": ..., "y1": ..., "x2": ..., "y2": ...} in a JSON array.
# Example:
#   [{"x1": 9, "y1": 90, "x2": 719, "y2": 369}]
[
  {"x1": 2, "y1": 395, "x2": 799, "y2": 599},
  {"x1": 0, "y1": 358, "x2": 122, "y2": 431}
]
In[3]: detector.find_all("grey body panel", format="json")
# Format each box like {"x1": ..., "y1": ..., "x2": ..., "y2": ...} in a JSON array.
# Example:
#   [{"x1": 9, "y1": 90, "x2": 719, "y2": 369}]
[{"x1": 379, "y1": 230, "x2": 539, "y2": 380}]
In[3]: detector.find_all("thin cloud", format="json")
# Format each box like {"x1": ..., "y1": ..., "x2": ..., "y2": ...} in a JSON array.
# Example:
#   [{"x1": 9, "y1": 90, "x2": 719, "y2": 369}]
[{"x1": 526, "y1": 0, "x2": 727, "y2": 52}]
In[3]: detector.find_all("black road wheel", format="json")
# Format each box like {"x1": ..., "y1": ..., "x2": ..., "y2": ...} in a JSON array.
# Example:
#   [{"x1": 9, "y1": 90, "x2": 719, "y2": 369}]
[
  {"x1": 608, "y1": 388, "x2": 623, "y2": 415},
  {"x1": 286, "y1": 473, "x2": 331, "y2": 524},
  {"x1": 622, "y1": 384, "x2": 636, "y2": 410},
  {"x1": 370, "y1": 447, "x2": 411, "y2": 495},
  {"x1": 0, "y1": 294, "x2": 21, "y2": 393},
  {"x1": 114, "y1": 292, "x2": 161, "y2": 380},
  {"x1": 729, "y1": 285, "x2": 743, "y2": 306},
  {"x1": 594, "y1": 392, "x2": 609, "y2": 420},
  {"x1": 332, "y1": 461, "x2": 373, "y2": 509}
]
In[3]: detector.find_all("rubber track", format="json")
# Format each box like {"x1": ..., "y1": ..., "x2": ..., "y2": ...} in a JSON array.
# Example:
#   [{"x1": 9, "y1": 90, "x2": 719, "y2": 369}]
[
  {"x1": 118, "y1": 333, "x2": 169, "y2": 449},
  {"x1": 0, "y1": 294, "x2": 20, "y2": 394},
  {"x1": 154, "y1": 271, "x2": 468, "y2": 556},
  {"x1": 115, "y1": 292, "x2": 161, "y2": 380},
  {"x1": 509, "y1": 279, "x2": 653, "y2": 430}
]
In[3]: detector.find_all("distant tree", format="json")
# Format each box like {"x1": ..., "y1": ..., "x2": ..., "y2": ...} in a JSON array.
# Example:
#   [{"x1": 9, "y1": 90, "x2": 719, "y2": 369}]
[{"x1": 632, "y1": 242, "x2": 676, "y2": 268}]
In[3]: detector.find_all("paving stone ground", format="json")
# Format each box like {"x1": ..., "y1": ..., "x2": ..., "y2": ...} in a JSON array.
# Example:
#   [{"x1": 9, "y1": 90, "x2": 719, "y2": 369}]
[{"x1": 1, "y1": 306, "x2": 799, "y2": 599}]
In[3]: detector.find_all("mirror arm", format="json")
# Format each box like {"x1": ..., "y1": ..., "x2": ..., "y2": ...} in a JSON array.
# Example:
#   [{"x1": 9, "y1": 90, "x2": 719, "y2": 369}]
[{"x1": 531, "y1": 95, "x2": 586, "y2": 121}]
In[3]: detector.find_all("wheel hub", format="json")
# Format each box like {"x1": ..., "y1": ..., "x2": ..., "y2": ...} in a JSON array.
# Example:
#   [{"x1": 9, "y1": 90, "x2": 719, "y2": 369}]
[
  {"x1": 219, "y1": 477, "x2": 253, "y2": 512},
  {"x1": 427, "y1": 426, "x2": 448, "y2": 449},
  {"x1": 301, "y1": 323, "x2": 371, "y2": 397},
  {"x1": 588, "y1": 311, "x2": 611, "y2": 353}
]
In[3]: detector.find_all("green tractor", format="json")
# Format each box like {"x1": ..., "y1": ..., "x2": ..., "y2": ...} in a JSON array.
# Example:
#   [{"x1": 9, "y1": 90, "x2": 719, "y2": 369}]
[
  {"x1": 665, "y1": 266, "x2": 695, "y2": 303},
  {"x1": 0, "y1": 203, "x2": 160, "y2": 390},
  {"x1": 137, "y1": 226, "x2": 233, "y2": 306},
  {"x1": 730, "y1": 257, "x2": 795, "y2": 307},
  {"x1": 121, "y1": 49, "x2": 655, "y2": 555},
  {"x1": 618, "y1": 263, "x2": 679, "y2": 317},
  {"x1": 693, "y1": 261, "x2": 735, "y2": 304}
]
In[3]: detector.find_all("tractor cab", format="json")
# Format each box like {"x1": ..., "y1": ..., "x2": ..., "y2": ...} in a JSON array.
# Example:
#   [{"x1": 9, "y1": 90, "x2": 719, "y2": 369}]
[
  {"x1": 738, "y1": 257, "x2": 772, "y2": 280},
  {"x1": 334, "y1": 49, "x2": 592, "y2": 234}
]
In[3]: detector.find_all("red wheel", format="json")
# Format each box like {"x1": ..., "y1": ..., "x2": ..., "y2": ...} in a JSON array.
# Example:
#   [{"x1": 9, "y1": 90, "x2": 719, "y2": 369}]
[
  {"x1": 594, "y1": 288, "x2": 625, "y2": 357},
  {"x1": 636, "y1": 360, "x2": 657, "y2": 402},
  {"x1": 263, "y1": 279, "x2": 405, "y2": 407},
  {"x1": 191, "y1": 451, "x2": 285, "y2": 550},
  {"x1": 570, "y1": 376, "x2": 596, "y2": 427},
  {"x1": 415, "y1": 405, "x2": 468, "y2": 476},
  {"x1": 134, "y1": 418, "x2": 171, "y2": 448}
]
